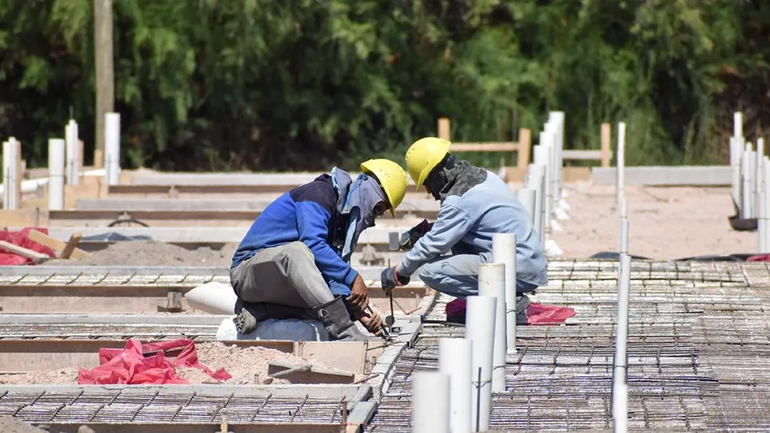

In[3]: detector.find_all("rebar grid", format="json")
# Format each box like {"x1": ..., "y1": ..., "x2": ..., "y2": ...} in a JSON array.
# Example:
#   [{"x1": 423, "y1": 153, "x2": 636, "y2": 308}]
[
  {"x1": 0, "y1": 390, "x2": 348, "y2": 425},
  {"x1": 370, "y1": 259, "x2": 770, "y2": 431},
  {"x1": 0, "y1": 272, "x2": 227, "y2": 287},
  {"x1": 0, "y1": 323, "x2": 219, "y2": 340}
]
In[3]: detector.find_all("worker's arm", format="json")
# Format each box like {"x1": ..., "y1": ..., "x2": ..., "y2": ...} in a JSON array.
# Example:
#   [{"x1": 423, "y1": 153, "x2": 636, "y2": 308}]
[
  {"x1": 296, "y1": 201, "x2": 358, "y2": 295},
  {"x1": 397, "y1": 203, "x2": 474, "y2": 277}
]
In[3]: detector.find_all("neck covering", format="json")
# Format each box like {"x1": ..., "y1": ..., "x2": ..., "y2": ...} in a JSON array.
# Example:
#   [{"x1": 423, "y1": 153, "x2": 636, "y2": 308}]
[
  {"x1": 425, "y1": 155, "x2": 488, "y2": 202},
  {"x1": 331, "y1": 167, "x2": 387, "y2": 260}
]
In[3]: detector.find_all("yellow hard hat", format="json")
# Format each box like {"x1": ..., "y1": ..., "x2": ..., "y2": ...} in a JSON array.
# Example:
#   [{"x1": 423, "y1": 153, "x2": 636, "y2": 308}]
[
  {"x1": 405, "y1": 137, "x2": 451, "y2": 190},
  {"x1": 360, "y1": 158, "x2": 408, "y2": 217}
]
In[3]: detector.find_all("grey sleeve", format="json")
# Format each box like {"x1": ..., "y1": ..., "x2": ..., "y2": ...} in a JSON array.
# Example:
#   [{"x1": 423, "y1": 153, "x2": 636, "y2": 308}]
[{"x1": 397, "y1": 204, "x2": 474, "y2": 276}]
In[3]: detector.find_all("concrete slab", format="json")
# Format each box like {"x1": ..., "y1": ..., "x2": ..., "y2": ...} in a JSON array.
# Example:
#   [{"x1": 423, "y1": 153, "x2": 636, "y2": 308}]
[{"x1": 591, "y1": 165, "x2": 731, "y2": 186}]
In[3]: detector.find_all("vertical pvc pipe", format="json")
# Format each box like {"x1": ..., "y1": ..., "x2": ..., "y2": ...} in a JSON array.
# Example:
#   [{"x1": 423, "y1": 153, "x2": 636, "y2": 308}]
[
  {"x1": 48, "y1": 139, "x2": 66, "y2": 211},
  {"x1": 762, "y1": 156, "x2": 770, "y2": 252},
  {"x1": 734, "y1": 112, "x2": 743, "y2": 138},
  {"x1": 2, "y1": 140, "x2": 14, "y2": 209},
  {"x1": 750, "y1": 148, "x2": 758, "y2": 218},
  {"x1": 412, "y1": 372, "x2": 450, "y2": 433},
  {"x1": 616, "y1": 122, "x2": 626, "y2": 205},
  {"x1": 757, "y1": 139, "x2": 764, "y2": 219},
  {"x1": 439, "y1": 338, "x2": 472, "y2": 433},
  {"x1": 743, "y1": 144, "x2": 752, "y2": 219},
  {"x1": 65, "y1": 119, "x2": 79, "y2": 185},
  {"x1": 465, "y1": 296, "x2": 496, "y2": 432},
  {"x1": 105, "y1": 112, "x2": 121, "y2": 186},
  {"x1": 478, "y1": 262, "x2": 507, "y2": 392},
  {"x1": 492, "y1": 234, "x2": 518, "y2": 354},
  {"x1": 612, "y1": 381, "x2": 628, "y2": 433},
  {"x1": 614, "y1": 253, "x2": 632, "y2": 381},
  {"x1": 549, "y1": 111, "x2": 566, "y2": 202},
  {"x1": 760, "y1": 157, "x2": 766, "y2": 254},
  {"x1": 535, "y1": 143, "x2": 552, "y2": 235},
  {"x1": 620, "y1": 219, "x2": 629, "y2": 255},
  {"x1": 515, "y1": 188, "x2": 537, "y2": 225},
  {"x1": 619, "y1": 196, "x2": 627, "y2": 220},
  {"x1": 527, "y1": 164, "x2": 546, "y2": 243}
]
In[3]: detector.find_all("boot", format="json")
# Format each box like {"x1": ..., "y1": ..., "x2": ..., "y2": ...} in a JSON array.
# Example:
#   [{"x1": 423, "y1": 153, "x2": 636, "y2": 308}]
[
  {"x1": 311, "y1": 297, "x2": 371, "y2": 341},
  {"x1": 515, "y1": 293, "x2": 531, "y2": 325},
  {"x1": 234, "y1": 298, "x2": 310, "y2": 334}
]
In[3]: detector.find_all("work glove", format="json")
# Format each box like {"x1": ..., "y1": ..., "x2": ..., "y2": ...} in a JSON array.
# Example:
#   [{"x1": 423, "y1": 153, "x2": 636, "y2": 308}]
[
  {"x1": 399, "y1": 219, "x2": 433, "y2": 250},
  {"x1": 381, "y1": 265, "x2": 411, "y2": 293}
]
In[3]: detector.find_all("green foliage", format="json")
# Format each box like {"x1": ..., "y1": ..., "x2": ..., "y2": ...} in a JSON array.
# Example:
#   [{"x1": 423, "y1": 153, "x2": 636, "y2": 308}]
[{"x1": 0, "y1": 0, "x2": 769, "y2": 170}]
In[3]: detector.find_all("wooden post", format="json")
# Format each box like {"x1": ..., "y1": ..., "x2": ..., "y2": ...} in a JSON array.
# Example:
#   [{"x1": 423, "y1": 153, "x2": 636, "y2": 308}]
[
  {"x1": 94, "y1": 0, "x2": 114, "y2": 163},
  {"x1": 78, "y1": 139, "x2": 85, "y2": 180},
  {"x1": 601, "y1": 123, "x2": 611, "y2": 167},
  {"x1": 438, "y1": 117, "x2": 451, "y2": 141},
  {"x1": 517, "y1": 128, "x2": 531, "y2": 169},
  {"x1": 94, "y1": 149, "x2": 104, "y2": 169}
]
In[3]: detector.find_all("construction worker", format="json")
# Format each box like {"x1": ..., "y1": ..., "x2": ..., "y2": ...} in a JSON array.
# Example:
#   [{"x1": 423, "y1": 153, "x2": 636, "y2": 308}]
[
  {"x1": 381, "y1": 137, "x2": 548, "y2": 322},
  {"x1": 231, "y1": 159, "x2": 408, "y2": 340}
]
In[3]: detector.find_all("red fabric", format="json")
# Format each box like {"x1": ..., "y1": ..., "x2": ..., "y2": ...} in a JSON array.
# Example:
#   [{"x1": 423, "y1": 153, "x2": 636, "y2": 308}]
[
  {"x1": 77, "y1": 339, "x2": 231, "y2": 385},
  {"x1": 444, "y1": 299, "x2": 575, "y2": 325},
  {"x1": 748, "y1": 254, "x2": 770, "y2": 262},
  {"x1": 0, "y1": 227, "x2": 56, "y2": 265}
]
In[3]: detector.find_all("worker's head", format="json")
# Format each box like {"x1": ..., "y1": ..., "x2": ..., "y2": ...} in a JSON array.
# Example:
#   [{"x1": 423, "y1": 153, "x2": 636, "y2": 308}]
[
  {"x1": 360, "y1": 158, "x2": 408, "y2": 218},
  {"x1": 404, "y1": 137, "x2": 452, "y2": 198}
]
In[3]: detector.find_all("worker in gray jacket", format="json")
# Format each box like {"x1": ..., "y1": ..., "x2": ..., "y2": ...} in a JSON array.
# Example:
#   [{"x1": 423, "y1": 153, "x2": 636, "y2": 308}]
[{"x1": 381, "y1": 137, "x2": 548, "y2": 320}]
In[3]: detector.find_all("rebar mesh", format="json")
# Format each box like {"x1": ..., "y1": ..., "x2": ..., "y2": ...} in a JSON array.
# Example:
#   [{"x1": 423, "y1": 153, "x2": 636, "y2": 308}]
[{"x1": 370, "y1": 259, "x2": 770, "y2": 431}]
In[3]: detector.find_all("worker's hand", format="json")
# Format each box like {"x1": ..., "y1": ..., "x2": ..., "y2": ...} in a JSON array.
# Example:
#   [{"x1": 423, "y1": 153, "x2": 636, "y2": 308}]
[
  {"x1": 381, "y1": 266, "x2": 411, "y2": 292},
  {"x1": 399, "y1": 219, "x2": 433, "y2": 250},
  {"x1": 346, "y1": 274, "x2": 369, "y2": 311},
  {"x1": 356, "y1": 310, "x2": 385, "y2": 337}
]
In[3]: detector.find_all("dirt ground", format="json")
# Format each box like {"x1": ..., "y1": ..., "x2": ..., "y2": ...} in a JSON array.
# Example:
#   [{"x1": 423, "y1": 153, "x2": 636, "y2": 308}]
[
  {"x1": 552, "y1": 182, "x2": 755, "y2": 259},
  {"x1": 0, "y1": 417, "x2": 46, "y2": 433},
  {"x1": 43, "y1": 240, "x2": 237, "y2": 267},
  {"x1": 0, "y1": 342, "x2": 360, "y2": 386}
]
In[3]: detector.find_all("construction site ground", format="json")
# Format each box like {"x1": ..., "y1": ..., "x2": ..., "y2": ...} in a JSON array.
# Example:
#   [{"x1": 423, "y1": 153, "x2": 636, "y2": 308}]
[{"x1": 1, "y1": 172, "x2": 766, "y2": 431}]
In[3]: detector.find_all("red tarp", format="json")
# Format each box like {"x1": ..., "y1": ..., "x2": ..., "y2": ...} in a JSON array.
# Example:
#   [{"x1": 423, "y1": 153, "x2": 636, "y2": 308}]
[
  {"x1": 0, "y1": 227, "x2": 55, "y2": 265},
  {"x1": 77, "y1": 339, "x2": 231, "y2": 385},
  {"x1": 748, "y1": 254, "x2": 770, "y2": 262},
  {"x1": 445, "y1": 298, "x2": 575, "y2": 325}
]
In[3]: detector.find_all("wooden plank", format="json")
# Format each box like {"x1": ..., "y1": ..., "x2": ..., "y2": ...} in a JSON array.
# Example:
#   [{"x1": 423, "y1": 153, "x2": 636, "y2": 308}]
[
  {"x1": 562, "y1": 149, "x2": 607, "y2": 160},
  {"x1": 601, "y1": 122, "x2": 612, "y2": 167},
  {"x1": 0, "y1": 240, "x2": 49, "y2": 262},
  {"x1": 517, "y1": 128, "x2": 531, "y2": 169},
  {"x1": 28, "y1": 229, "x2": 91, "y2": 259},
  {"x1": 450, "y1": 142, "x2": 520, "y2": 152},
  {"x1": 438, "y1": 117, "x2": 451, "y2": 141},
  {"x1": 60, "y1": 232, "x2": 83, "y2": 259},
  {"x1": 267, "y1": 361, "x2": 355, "y2": 384}
]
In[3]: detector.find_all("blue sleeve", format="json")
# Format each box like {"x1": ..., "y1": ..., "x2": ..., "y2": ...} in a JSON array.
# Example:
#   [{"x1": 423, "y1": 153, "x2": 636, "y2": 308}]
[
  {"x1": 398, "y1": 203, "x2": 473, "y2": 276},
  {"x1": 296, "y1": 201, "x2": 359, "y2": 289}
]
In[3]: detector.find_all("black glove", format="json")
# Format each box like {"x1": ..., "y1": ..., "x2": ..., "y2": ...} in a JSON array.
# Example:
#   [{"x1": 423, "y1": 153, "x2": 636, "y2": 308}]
[
  {"x1": 399, "y1": 219, "x2": 433, "y2": 250},
  {"x1": 381, "y1": 266, "x2": 411, "y2": 291}
]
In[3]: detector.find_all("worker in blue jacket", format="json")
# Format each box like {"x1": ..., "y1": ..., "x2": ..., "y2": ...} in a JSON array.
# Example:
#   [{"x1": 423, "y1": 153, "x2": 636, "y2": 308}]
[
  {"x1": 231, "y1": 159, "x2": 408, "y2": 340},
  {"x1": 381, "y1": 137, "x2": 548, "y2": 322}
]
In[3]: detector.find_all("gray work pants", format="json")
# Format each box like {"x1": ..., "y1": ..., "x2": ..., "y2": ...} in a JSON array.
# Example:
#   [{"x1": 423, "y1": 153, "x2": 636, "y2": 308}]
[
  {"x1": 418, "y1": 254, "x2": 538, "y2": 298},
  {"x1": 230, "y1": 242, "x2": 334, "y2": 308}
]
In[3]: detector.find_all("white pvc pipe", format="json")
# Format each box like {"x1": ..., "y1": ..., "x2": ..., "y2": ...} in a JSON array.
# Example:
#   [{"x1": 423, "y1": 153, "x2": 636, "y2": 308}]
[
  {"x1": 106, "y1": 112, "x2": 121, "y2": 186},
  {"x1": 734, "y1": 112, "x2": 743, "y2": 138},
  {"x1": 48, "y1": 138, "x2": 66, "y2": 211},
  {"x1": 757, "y1": 139, "x2": 765, "y2": 219},
  {"x1": 617, "y1": 122, "x2": 626, "y2": 205},
  {"x1": 526, "y1": 165, "x2": 546, "y2": 243},
  {"x1": 620, "y1": 218, "x2": 629, "y2": 255},
  {"x1": 492, "y1": 234, "x2": 518, "y2": 354},
  {"x1": 549, "y1": 111, "x2": 566, "y2": 203},
  {"x1": 762, "y1": 156, "x2": 770, "y2": 253},
  {"x1": 742, "y1": 145, "x2": 752, "y2": 219},
  {"x1": 479, "y1": 262, "x2": 507, "y2": 394},
  {"x1": 612, "y1": 380, "x2": 628, "y2": 433},
  {"x1": 2, "y1": 140, "x2": 14, "y2": 209},
  {"x1": 412, "y1": 371, "x2": 450, "y2": 433},
  {"x1": 619, "y1": 196, "x2": 627, "y2": 220},
  {"x1": 614, "y1": 253, "x2": 632, "y2": 384},
  {"x1": 439, "y1": 338, "x2": 472, "y2": 433},
  {"x1": 534, "y1": 143, "x2": 552, "y2": 237},
  {"x1": 65, "y1": 119, "x2": 79, "y2": 185},
  {"x1": 515, "y1": 188, "x2": 537, "y2": 225},
  {"x1": 465, "y1": 295, "x2": 496, "y2": 432}
]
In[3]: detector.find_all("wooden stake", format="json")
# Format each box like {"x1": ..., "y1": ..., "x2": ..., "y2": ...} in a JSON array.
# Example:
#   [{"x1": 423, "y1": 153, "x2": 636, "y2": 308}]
[
  {"x1": 60, "y1": 233, "x2": 83, "y2": 259},
  {"x1": 0, "y1": 240, "x2": 49, "y2": 263},
  {"x1": 517, "y1": 128, "x2": 531, "y2": 169},
  {"x1": 28, "y1": 229, "x2": 91, "y2": 259},
  {"x1": 438, "y1": 117, "x2": 451, "y2": 141},
  {"x1": 601, "y1": 123, "x2": 611, "y2": 168}
]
